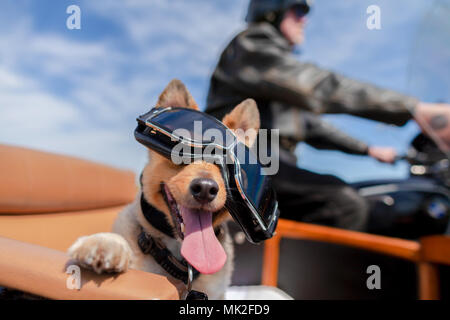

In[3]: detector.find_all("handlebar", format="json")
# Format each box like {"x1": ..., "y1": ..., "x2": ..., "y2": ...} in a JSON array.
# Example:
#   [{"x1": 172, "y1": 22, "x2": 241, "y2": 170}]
[
  {"x1": 394, "y1": 149, "x2": 433, "y2": 164},
  {"x1": 396, "y1": 149, "x2": 449, "y2": 177}
]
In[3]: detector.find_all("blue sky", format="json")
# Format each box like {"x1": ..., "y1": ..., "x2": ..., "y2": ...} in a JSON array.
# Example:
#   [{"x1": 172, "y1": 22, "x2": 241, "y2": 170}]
[{"x1": 0, "y1": 0, "x2": 448, "y2": 182}]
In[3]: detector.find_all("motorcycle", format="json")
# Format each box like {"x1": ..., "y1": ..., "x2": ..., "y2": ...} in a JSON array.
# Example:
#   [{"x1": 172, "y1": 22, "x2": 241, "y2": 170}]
[{"x1": 354, "y1": 133, "x2": 450, "y2": 239}]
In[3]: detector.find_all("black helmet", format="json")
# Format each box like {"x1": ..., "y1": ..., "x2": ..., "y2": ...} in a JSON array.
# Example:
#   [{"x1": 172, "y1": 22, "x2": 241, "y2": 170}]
[{"x1": 245, "y1": 0, "x2": 313, "y2": 23}]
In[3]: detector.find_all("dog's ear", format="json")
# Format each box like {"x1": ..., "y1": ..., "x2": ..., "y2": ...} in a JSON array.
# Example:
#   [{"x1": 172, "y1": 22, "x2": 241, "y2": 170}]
[
  {"x1": 156, "y1": 79, "x2": 198, "y2": 110},
  {"x1": 222, "y1": 98, "x2": 260, "y2": 147}
]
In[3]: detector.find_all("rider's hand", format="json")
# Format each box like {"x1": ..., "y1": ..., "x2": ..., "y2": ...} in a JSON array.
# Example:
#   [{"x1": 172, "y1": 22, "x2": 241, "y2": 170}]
[
  {"x1": 414, "y1": 102, "x2": 450, "y2": 151},
  {"x1": 368, "y1": 146, "x2": 397, "y2": 163}
]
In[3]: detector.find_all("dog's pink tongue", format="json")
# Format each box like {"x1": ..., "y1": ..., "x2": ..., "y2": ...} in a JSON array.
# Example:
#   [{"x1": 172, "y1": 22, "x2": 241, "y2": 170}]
[{"x1": 179, "y1": 206, "x2": 226, "y2": 274}]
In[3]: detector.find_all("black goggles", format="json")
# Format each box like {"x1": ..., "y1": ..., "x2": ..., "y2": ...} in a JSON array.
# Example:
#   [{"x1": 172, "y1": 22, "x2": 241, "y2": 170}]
[{"x1": 135, "y1": 107, "x2": 279, "y2": 244}]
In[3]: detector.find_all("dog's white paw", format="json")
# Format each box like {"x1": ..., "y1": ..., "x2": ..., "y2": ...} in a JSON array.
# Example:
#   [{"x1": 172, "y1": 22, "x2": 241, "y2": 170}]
[{"x1": 68, "y1": 233, "x2": 132, "y2": 274}]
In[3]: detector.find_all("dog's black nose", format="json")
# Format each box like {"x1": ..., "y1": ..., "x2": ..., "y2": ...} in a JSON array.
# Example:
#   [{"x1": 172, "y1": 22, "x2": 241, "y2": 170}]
[{"x1": 190, "y1": 178, "x2": 219, "y2": 204}]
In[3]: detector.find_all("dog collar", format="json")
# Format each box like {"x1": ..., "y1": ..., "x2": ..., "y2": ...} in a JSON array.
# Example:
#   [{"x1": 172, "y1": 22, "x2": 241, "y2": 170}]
[
  {"x1": 137, "y1": 228, "x2": 200, "y2": 284},
  {"x1": 139, "y1": 172, "x2": 177, "y2": 238},
  {"x1": 140, "y1": 193, "x2": 176, "y2": 238}
]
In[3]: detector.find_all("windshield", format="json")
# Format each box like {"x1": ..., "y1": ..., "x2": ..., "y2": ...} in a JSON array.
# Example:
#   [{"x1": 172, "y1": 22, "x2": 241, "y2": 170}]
[{"x1": 407, "y1": 0, "x2": 450, "y2": 157}]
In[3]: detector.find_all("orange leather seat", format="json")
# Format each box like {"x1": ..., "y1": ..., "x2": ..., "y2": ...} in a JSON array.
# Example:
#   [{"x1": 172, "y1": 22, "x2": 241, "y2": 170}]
[{"x1": 0, "y1": 144, "x2": 180, "y2": 299}]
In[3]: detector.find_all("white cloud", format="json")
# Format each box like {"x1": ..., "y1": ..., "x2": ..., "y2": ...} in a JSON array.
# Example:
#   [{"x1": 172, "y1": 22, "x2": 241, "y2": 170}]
[
  {"x1": 0, "y1": 1, "x2": 248, "y2": 174},
  {"x1": 0, "y1": 66, "x2": 81, "y2": 130},
  {"x1": 302, "y1": 0, "x2": 430, "y2": 84},
  {"x1": 83, "y1": 0, "x2": 247, "y2": 81}
]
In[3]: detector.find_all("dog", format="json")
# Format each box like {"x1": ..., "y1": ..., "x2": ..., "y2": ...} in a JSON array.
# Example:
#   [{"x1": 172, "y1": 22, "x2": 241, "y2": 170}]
[{"x1": 68, "y1": 79, "x2": 261, "y2": 299}]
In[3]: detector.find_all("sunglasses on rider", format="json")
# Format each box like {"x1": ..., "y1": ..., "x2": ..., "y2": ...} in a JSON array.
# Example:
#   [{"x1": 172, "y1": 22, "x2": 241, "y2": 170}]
[
  {"x1": 135, "y1": 107, "x2": 280, "y2": 244},
  {"x1": 292, "y1": 3, "x2": 310, "y2": 18}
]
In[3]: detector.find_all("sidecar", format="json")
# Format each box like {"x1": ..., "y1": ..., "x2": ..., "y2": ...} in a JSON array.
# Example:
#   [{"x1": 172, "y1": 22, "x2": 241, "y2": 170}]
[
  {"x1": 1, "y1": 144, "x2": 449, "y2": 300},
  {"x1": 0, "y1": 144, "x2": 290, "y2": 300}
]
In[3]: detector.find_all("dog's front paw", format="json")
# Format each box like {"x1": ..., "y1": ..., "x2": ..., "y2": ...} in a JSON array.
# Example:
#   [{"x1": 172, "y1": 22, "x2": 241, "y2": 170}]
[{"x1": 68, "y1": 233, "x2": 132, "y2": 274}]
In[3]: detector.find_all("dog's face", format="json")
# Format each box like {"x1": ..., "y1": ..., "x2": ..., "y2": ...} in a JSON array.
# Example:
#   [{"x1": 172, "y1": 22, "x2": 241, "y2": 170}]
[{"x1": 141, "y1": 79, "x2": 259, "y2": 274}]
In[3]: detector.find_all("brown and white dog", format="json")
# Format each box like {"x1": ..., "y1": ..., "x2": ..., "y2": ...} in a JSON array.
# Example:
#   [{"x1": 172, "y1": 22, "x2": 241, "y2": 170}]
[{"x1": 68, "y1": 79, "x2": 260, "y2": 299}]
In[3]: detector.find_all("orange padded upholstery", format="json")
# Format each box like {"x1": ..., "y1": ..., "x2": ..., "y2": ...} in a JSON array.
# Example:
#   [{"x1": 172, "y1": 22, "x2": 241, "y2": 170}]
[
  {"x1": 0, "y1": 144, "x2": 180, "y2": 299},
  {"x1": 0, "y1": 206, "x2": 125, "y2": 251},
  {"x1": 0, "y1": 144, "x2": 136, "y2": 214},
  {"x1": 0, "y1": 237, "x2": 180, "y2": 300}
]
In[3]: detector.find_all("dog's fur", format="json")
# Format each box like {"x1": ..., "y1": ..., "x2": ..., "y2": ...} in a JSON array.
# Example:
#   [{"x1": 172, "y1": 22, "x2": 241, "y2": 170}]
[{"x1": 68, "y1": 79, "x2": 260, "y2": 299}]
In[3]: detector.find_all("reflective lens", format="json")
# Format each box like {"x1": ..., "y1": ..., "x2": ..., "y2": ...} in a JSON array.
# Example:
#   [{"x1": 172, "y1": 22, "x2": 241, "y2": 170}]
[
  {"x1": 234, "y1": 143, "x2": 276, "y2": 226},
  {"x1": 149, "y1": 108, "x2": 232, "y2": 147},
  {"x1": 293, "y1": 4, "x2": 309, "y2": 18}
]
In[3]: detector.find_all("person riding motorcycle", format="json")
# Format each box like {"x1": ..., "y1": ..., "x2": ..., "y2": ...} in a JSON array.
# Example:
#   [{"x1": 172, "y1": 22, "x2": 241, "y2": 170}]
[{"x1": 205, "y1": 0, "x2": 450, "y2": 230}]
